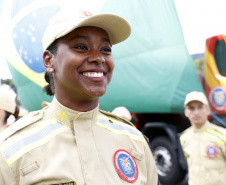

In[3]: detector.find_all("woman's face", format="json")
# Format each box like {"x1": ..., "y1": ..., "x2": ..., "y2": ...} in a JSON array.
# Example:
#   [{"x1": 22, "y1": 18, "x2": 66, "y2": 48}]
[{"x1": 45, "y1": 26, "x2": 114, "y2": 108}]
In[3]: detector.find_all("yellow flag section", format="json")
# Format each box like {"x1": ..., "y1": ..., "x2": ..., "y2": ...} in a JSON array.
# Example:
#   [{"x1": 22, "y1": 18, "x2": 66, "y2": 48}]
[{"x1": 204, "y1": 35, "x2": 226, "y2": 114}]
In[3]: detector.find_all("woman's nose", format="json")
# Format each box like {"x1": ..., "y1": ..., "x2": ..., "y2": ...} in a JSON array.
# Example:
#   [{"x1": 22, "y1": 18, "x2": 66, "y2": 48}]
[{"x1": 87, "y1": 51, "x2": 106, "y2": 64}]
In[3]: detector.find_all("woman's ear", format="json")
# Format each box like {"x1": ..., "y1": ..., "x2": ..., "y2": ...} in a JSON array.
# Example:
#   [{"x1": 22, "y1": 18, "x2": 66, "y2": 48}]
[{"x1": 43, "y1": 50, "x2": 55, "y2": 73}]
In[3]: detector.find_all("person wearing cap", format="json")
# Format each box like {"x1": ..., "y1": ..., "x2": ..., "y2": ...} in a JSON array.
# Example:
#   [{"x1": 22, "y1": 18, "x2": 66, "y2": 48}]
[
  {"x1": 17, "y1": 107, "x2": 29, "y2": 120},
  {"x1": 0, "y1": 11, "x2": 159, "y2": 185},
  {"x1": 112, "y1": 106, "x2": 138, "y2": 124},
  {"x1": 180, "y1": 91, "x2": 226, "y2": 185},
  {"x1": 0, "y1": 87, "x2": 19, "y2": 132}
]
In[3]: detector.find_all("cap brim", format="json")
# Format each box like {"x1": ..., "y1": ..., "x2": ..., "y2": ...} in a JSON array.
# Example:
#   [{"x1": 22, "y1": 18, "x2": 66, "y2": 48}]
[
  {"x1": 56, "y1": 14, "x2": 131, "y2": 46},
  {"x1": 184, "y1": 98, "x2": 208, "y2": 107}
]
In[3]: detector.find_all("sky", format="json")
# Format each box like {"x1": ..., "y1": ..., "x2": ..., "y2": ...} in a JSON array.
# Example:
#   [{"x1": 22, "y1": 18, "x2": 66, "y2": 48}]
[
  {"x1": 1, "y1": 0, "x2": 226, "y2": 79},
  {"x1": 174, "y1": 0, "x2": 226, "y2": 54}
]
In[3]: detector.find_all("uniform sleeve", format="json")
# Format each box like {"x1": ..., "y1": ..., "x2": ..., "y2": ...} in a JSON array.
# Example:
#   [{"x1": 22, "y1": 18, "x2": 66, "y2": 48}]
[
  {"x1": 179, "y1": 134, "x2": 185, "y2": 148},
  {"x1": 0, "y1": 151, "x2": 15, "y2": 185},
  {"x1": 179, "y1": 134, "x2": 188, "y2": 160},
  {"x1": 144, "y1": 140, "x2": 159, "y2": 185},
  {"x1": 223, "y1": 142, "x2": 226, "y2": 161}
]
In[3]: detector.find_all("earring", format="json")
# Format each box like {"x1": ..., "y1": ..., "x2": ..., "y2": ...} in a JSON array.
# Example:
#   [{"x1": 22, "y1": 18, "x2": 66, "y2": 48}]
[{"x1": 49, "y1": 68, "x2": 54, "y2": 73}]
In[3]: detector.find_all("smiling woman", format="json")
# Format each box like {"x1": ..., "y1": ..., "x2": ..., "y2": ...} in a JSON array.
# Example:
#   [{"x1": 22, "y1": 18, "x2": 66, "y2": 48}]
[
  {"x1": 43, "y1": 26, "x2": 115, "y2": 111},
  {"x1": 0, "y1": 10, "x2": 159, "y2": 185}
]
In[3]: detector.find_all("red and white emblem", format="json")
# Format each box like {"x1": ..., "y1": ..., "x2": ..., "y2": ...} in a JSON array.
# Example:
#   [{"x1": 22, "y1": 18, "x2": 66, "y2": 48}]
[
  {"x1": 114, "y1": 149, "x2": 138, "y2": 183},
  {"x1": 206, "y1": 145, "x2": 218, "y2": 158}
]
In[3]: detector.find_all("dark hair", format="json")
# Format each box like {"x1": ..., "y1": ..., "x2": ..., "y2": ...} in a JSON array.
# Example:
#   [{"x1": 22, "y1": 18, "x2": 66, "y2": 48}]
[
  {"x1": 3, "y1": 105, "x2": 19, "y2": 124},
  {"x1": 43, "y1": 39, "x2": 58, "y2": 96},
  {"x1": 43, "y1": 72, "x2": 55, "y2": 96},
  {"x1": 14, "y1": 105, "x2": 20, "y2": 121}
]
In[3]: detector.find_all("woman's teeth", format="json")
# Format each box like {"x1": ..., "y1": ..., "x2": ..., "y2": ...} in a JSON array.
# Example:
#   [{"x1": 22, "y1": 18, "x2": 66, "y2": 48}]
[{"x1": 83, "y1": 72, "x2": 103, "y2": 77}]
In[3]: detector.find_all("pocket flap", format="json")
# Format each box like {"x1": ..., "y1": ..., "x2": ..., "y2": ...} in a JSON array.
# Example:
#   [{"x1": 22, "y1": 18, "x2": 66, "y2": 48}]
[
  {"x1": 20, "y1": 161, "x2": 39, "y2": 176},
  {"x1": 129, "y1": 148, "x2": 143, "y2": 161}
]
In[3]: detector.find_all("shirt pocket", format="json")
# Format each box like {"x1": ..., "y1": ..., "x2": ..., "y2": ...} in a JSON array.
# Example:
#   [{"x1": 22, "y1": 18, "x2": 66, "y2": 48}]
[{"x1": 203, "y1": 143, "x2": 225, "y2": 170}]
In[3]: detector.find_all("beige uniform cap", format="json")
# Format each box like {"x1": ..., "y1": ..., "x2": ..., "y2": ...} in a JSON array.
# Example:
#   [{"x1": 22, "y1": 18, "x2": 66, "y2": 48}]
[
  {"x1": 112, "y1": 106, "x2": 132, "y2": 121},
  {"x1": 0, "y1": 87, "x2": 16, "y2": 114},
  {"x1": 184, "y1": 91, "x2": 209, "y2": 107},
  {"x1": 18, "y1": 107, "x2": 29, "y2": 117},
  {"x1": 42, "y1": 10, "x2": 131, "y2": 50}
]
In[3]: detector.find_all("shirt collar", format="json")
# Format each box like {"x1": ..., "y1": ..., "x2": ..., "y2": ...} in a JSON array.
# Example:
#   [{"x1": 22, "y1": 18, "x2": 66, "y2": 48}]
[
  {"x1": 193, "y1": 121, "x2": 209, "y2": 132},
  {"x1": 46, "y1": 96, "x2": 99, "y2": 127}
]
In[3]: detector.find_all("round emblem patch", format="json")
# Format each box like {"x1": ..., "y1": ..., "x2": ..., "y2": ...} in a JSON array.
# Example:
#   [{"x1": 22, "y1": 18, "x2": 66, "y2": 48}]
[
  {"x1": 206, "y1": 145, "x2": 218, "y2": 158},
  {"x1": 209, "y1": 86, "x2": 226, "y2": 110},
  {"x1": 114, "y1": 149, "x2": 138, "y2": 182}
]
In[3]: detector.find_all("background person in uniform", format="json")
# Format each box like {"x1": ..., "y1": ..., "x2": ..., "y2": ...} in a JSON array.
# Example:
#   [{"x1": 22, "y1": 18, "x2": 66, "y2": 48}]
[
  {"x1": 0, "y1": 11, "x2": 159, "y2": 185},
  {"x1": 112, "y1": 106, "x2": 138, "y2": 124},
  {"x1": 180, "y1": 91, "x2": 226, "y2": 185},
  {"x1": 16, "y1": 107, "x2": 29, "y2": 121},
  {"x1": 0, "y1": 87, "x2": 19, "y2": 132}
]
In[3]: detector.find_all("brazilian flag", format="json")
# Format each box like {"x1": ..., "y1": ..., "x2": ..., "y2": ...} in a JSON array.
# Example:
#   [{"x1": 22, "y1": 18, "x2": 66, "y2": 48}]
[{"x1": 0, "y1": 0, "x2": 203, "y2": 113}]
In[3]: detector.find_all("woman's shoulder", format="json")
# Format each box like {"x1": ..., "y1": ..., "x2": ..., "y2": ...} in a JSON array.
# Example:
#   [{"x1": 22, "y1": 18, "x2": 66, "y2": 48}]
[
  {"x1": 99, "y1": 109, "x2": 135, "y2": 128},
  {"x1": 0, "y1": 109, "x2": 45, "y2": 144},
  {"x1": 98, "y1": 110, "x2": 145, "y2": 143}
]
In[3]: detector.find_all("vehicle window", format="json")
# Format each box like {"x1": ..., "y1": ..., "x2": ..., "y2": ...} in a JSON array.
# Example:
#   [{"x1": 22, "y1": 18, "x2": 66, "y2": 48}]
[{"x1": 214, "y1": 40, "x2": 226, "y2": 76}]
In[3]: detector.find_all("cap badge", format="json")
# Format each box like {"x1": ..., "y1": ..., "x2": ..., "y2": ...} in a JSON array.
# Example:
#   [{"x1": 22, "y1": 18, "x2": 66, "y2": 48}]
[
  {"x1": 206, "y1": 145, "x2": 218, "y2": 158},
  {"x1": 114, "y1": 149, "x2": 138, "y2": 183},
  {"x1": 78, "y1": 10, "x2": 93, "y2": 18}
]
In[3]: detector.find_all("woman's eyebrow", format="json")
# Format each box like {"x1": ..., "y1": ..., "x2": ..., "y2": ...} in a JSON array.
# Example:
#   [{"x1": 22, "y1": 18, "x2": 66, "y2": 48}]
[
  {"x1": 70, "y1": 35, "x2": 89, "y2": 41},
  {"x1": 70, "y1": 35, "x2": 111, "y2": 44},
  {"x1": 102, "y1": 38, "x2": 111, "y2": 44}
]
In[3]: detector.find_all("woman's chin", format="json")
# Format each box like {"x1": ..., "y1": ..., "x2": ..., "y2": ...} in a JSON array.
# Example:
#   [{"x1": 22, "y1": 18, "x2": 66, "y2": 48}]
[{"x1": 87, "y1": 89, "x2": 107, "y2": 99}]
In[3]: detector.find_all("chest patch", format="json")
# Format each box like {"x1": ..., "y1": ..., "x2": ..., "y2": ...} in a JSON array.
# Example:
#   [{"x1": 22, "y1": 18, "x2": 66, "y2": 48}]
[
  {"x1": 114, "y1": 149, "x2": 138, "y2": 182},
  {"x1": 206, "y1": 145, "x2": 218, "y2": 158}
]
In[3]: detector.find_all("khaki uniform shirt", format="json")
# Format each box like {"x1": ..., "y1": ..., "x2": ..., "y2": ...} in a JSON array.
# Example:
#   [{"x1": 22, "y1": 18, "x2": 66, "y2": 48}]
[
  {"x1": 180, "y1": 121, "x2": 226, "y2": 185},
  {"x1": 0, "y1": 97, "x2": 158, "y2": 185}
]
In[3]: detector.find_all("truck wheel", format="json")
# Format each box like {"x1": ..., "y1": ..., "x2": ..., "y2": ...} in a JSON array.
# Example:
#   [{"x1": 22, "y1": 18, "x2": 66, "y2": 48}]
[{"x1": 150, "y1": 136, "x2": 186, "y2": 185}]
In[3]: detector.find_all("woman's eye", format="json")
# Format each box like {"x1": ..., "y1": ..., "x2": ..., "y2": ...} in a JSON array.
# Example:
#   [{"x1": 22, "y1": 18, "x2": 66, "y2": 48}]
[
  {"x1": 75, "y1": 45, "x2": 87, "y2": 50},
  {"x1": 102, "y1": 47, "x2": 111, "y2": 53}
]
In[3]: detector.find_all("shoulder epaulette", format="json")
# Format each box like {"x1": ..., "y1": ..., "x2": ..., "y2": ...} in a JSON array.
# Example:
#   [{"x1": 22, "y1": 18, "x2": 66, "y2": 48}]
[
  {"x1": 204, "y1": 125, "x2": 226, "y2": 145},
  {"x1": 99, "y1": 109, "x2": 136, "y2": 128},
  {"x1": 0, "y1": 110, "x2": 44, "y2": 144},
  {"x1": 99, "y1": 110, "x2": 149, "y2": 143},
  {"x1": 211, "y1": 124, "x2": 226, "y2": 135}
]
